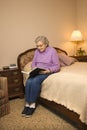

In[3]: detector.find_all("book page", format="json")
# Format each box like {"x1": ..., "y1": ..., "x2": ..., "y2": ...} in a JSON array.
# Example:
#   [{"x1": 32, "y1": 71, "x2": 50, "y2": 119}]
[{"x1": 21, "y1": 71, "x2": 30, "y2": 75}]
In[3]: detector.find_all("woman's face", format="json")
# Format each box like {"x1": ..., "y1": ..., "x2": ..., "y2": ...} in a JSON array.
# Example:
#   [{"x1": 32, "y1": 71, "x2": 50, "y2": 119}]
[{"x1": 36, "y1": 41, "x2": 47, "y2": 52}]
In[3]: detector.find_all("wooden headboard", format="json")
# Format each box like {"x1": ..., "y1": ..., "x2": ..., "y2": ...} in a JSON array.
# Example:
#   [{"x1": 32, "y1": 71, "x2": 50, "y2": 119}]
[{"x1": 17, "y1": 47, "x2": 67, "y2": 71}]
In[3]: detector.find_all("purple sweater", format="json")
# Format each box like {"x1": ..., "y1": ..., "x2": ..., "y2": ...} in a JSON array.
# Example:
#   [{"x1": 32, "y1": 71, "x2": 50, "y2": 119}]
[{"x1": 31, "y1": 46, "x2": 60, "y2": 72}]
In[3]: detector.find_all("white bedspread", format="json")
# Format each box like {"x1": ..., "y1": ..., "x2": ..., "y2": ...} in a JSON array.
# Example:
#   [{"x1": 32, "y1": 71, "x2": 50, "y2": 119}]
[{"x1": 40, "y1": 62, "x2": 87, "y2": 124}]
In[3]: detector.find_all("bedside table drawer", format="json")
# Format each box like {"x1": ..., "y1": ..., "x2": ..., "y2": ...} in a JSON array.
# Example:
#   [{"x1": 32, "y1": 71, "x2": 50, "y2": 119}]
[
  {"x1": 9, "y1": 70, "x2": 21, "y2": 77},
  {"x1": 8, "y1": 77, "x2": 21, "y2": 85},
  {"x1": 8, "y1": 86, "x2": 23, "y2": 98},
  {"x1": 0, "y1": 70, "x2": 21, "y2": 78}
]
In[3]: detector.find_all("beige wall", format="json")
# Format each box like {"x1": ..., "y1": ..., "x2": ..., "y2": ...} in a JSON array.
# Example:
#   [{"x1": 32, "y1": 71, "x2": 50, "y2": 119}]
[
  {"x1": 0, "y1": 0, "x2": 76, "y2": 68},
  {"x1": 76, "y1": 0, "x2": 87, "y2": 52}
]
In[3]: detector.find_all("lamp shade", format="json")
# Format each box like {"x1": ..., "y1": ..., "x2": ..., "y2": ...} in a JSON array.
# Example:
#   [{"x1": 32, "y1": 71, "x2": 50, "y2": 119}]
[{"x1": 71, "y1": 30, "x2": 83, "y2": 41}]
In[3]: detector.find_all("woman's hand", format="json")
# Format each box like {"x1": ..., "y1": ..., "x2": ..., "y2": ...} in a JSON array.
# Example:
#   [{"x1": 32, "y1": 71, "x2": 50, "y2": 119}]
[{"x1": 39, "y1": 69, "x2": 51, "y2": 74}]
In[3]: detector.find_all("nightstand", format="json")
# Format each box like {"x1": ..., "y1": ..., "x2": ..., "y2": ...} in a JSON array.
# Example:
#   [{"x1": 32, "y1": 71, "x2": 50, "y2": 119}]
[
  {"x1": 0, "y1": 68, "x2": 24, "y2": 99},
  {"x1": 72, "y1": 55, "x2": 87, "y2": 62}
]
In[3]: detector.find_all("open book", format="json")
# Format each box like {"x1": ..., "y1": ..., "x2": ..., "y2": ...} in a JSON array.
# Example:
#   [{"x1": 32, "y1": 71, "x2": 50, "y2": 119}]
[{"x1": 21, "y1": 67, "x2": 45, "y2": 78}]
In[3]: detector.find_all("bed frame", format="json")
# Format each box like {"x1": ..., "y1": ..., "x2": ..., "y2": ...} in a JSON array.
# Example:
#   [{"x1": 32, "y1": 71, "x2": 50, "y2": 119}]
[{"x1": 17, "y1": 47, "x2": 87, "y2": 130}]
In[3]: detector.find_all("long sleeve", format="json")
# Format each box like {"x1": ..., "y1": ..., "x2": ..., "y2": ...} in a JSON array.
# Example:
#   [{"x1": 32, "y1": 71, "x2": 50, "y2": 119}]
[{"x1": 48, "y1": 49, "x2": 60, "y2": 72}]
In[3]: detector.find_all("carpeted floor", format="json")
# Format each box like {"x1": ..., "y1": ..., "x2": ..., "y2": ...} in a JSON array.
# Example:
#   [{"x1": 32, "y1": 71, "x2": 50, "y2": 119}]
[{"x1": 0, "y1": 98, "x2": 77, "y2": 130}]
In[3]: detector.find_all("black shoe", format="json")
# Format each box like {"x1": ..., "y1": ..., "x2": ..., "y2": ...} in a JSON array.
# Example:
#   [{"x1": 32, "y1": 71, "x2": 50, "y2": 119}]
[
  {"x1": 25, "y1": 108, "x2": 36, "y2": 117},
  {"x1": 21, "y1": 107, "x2": 30, "y2": 116}
]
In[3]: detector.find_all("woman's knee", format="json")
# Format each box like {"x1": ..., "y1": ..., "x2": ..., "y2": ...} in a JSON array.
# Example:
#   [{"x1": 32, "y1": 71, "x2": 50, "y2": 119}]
[{"x1": 32, "y1": 77, "x2": 41, "y2": 85}]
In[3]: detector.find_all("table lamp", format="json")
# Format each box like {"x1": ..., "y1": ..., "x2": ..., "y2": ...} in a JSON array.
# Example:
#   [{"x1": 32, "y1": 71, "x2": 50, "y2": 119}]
[{"x1": 70, "y1": 30, "x2": 83, "y2": 56}]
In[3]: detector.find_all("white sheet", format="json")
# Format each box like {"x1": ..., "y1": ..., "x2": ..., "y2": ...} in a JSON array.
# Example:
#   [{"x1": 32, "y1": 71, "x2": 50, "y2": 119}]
[{"x1": 40, "y1": 62, "x2": 87, "y2": 124}]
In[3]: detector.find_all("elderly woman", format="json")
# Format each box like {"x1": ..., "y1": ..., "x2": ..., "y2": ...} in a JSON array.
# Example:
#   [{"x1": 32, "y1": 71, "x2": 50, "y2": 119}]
[{"x1": 22, "y1": 36, "x2": 60, "y2": 117}]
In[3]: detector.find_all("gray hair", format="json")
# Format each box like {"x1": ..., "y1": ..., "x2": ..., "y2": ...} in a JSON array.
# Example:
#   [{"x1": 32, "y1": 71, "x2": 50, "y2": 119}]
[{"x1": 35, "y1": 36, "x2": 49, "y2": 46}]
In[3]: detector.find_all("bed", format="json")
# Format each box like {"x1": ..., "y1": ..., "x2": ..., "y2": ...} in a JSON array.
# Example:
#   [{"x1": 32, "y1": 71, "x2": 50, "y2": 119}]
[{"x1": 17, "y1": 47, "x2": 87, "y2": 130}]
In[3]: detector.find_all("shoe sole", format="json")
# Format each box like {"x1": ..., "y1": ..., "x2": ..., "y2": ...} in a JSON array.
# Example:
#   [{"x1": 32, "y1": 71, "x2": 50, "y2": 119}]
[
  {"x1": 24, "y1": 115, "x2": 32, "y2": 118},
  {"x1": 21, "y1": 114, "x2": 26, "y2": 117},
  {"x1": 21, "y1": 114, "x2": 32, "y2": 117}
]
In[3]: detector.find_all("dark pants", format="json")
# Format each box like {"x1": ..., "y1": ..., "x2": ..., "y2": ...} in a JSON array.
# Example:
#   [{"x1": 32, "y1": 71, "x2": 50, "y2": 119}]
[{"x1": 25, "y1": 74, "x2": 50, "y2": 103}]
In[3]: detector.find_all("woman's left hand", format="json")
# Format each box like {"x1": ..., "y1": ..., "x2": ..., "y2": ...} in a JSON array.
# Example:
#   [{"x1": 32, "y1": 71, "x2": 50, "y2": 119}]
[{"x1": 39, "y1": 69, "x2": 51, "y2": 74}]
